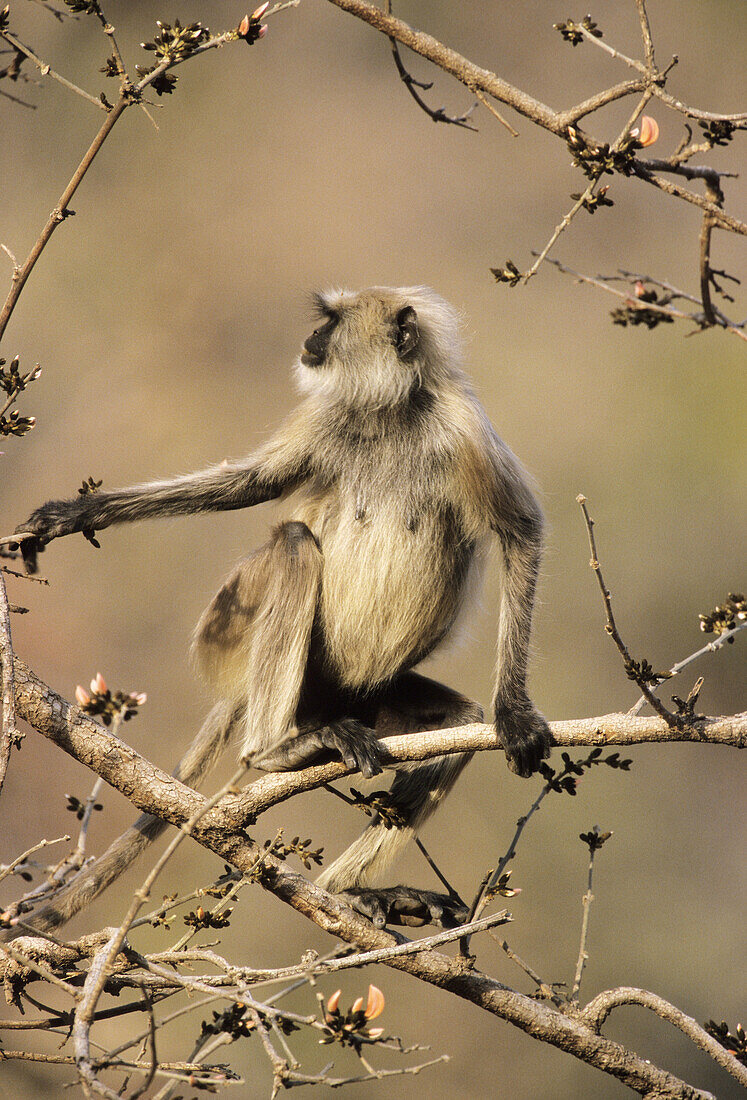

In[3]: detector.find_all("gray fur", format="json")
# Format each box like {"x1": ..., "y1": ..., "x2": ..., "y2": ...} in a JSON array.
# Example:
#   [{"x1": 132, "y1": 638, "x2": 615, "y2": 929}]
[{"x1": 12, "y1": 286, "x2": 550, "y2": 931}]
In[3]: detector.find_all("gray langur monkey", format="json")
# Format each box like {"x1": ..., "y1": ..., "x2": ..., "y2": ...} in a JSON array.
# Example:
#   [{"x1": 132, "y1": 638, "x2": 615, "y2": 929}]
[{"x1": 10, "y1": 286, "x2": 551, "y2": 931}]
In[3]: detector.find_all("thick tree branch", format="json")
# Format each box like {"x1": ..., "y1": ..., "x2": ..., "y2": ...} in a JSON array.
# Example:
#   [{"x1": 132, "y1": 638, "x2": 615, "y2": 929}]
[
  {"x1": 2, "y1": 659, "x2": 732, "y2": 1098},
  {"x1": 8, "y1": 658, "x2": 745, "y2": 827}
]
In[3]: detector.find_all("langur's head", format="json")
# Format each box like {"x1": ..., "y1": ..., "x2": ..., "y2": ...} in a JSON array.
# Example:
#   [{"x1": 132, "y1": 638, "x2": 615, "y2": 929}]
[{"x1": 294, "y1": 286, "x2": 464, "y2": 408}]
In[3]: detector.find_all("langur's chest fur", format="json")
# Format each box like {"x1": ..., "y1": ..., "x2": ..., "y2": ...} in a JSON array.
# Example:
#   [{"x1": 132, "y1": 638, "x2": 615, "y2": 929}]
[{"x1": 290, "y1": 421, "x2": 484, "y2": 688}]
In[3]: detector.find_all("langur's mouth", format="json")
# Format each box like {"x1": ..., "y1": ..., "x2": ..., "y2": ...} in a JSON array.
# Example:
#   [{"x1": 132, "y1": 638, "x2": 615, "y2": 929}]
[{"x1": 300, "y1": 351, "x2": 322, "y2": 367}]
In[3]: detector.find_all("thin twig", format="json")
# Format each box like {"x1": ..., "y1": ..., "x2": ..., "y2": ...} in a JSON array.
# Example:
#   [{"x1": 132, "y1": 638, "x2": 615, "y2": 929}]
[
  {"x1": 543, "y1": 257, "x2": 747, "y2": 341},
  {"x1": 385, "y1": 0, "x2": 478, "y2": 132},
  {"x1": 471, "y1": 87, "x2": 518, "y2": 136},
  {"x1": 0, "y1": 834, "x2": 69, "y2": 887},
  {"x1": 572, "y1": 831, "x2": 604, "y2": 1001},
  {"x1": 0, "y1": 29, "x2": 104, "y2": 108},
  {"x1": 492, "y1": 937, "x2": 558, "y2": 1001},
  {"x1": 127, "y1": 990, "x2": 157, "y2": 1100},
  {"x1": 460, "y1": 782, "x2": 551, "y2": 956},
  {"x1": 71, "y1": 777, "x2": 105, "y2": 867},
  {"x1": 92, "y1": 1, "x2": 128, "y2": 84},
  {"x1": 414, "y1": 836, "x2": 464, "y2": 901},
  {"x1": 0, "y1": 563, "x2": 49, "y2": 584},
  {"x1": 577, "y1": 495, "x2": 683, "y2": 727},
  {"x1": 629, "y1": 621, "x2": 746, "y2": 716},
  {"x1": 634, "y1": 0, "x2": 656, "y2": 70}
]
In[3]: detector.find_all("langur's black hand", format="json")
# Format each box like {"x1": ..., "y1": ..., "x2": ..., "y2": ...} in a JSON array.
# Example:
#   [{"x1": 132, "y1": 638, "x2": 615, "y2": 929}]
[
  {"x1": 9, "y1": 530, "x2": 43, "y2": 574},
  {"x1": 11, "y1": 498, "x2": 87, "y2": 573},
  {"x1": 494, "y1": 702, "x2": 552, "y2": 778}
]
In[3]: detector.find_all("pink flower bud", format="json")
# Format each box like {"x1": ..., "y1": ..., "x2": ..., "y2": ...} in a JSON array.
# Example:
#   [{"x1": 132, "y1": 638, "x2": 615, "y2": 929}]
[
  {"x1": 251, "y1": 1, "x2": 270, "y2": 17},
  {"x1": 75, "y1": 685, "x2": 91, "y2": 706},
  {"x1": 351, "y1": 996, "x2": 364, "y2": 1014},
  {"x1": 367, "y1": 1027, "x2": 384, "y2": 1039},
  {"x1": 92, "y1": 672, "x2": 108, "y2": 694},
  {"x1": 134, "y1": 693, "x2": 148, "y2": 706},
  {"x1": 238, "y1": 14, "x2": 250, "y2": 35}
]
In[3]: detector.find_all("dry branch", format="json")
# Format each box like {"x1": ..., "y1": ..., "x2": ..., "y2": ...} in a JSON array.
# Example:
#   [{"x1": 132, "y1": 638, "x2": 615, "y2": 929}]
[{"x1": 3, "y1": 657, "x2": 743, "y2": 1094}]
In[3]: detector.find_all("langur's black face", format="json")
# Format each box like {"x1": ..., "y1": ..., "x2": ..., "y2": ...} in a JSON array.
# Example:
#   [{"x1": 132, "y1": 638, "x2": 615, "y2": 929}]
[
  {"x1": 301, "y1": 298, "x2": 420, "y2": 370},
  {"x1": 301, "y1": 309, "x2": 339, "y2": 367}
]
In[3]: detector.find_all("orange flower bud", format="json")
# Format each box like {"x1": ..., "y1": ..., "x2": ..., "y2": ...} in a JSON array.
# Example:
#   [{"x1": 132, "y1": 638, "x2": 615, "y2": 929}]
[
  {"x1": 75, "y1": 685, "x2": 91, "y2": 706},
  {"x1": 365, "y1": 985, "x2": 385, "y2": 1020},
  {"x1": 238, "y1": 14, "x2": 250, "y2": 36},
  {"x1": 326, "y1": 989, "x2": 341, "y2": 1014},
  {"x1": 632, "y1": 115, "x2": 659, "y2": 147},
  {"x1": 251, "y1": 1, "x2": 270, "y2": 17},
  {"x1": 351, "y1": 996, "x2": 364, "y2": 1015}
]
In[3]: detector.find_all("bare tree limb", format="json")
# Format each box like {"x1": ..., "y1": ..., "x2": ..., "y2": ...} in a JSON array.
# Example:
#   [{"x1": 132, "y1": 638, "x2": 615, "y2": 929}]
[
  {"x1": 582, "y1": 987, "x2": 747, "y2": 1089},
  {"x1": 9, "y1": 657, "x2": 745, "y2": 830},
  {"x1": 2, "y1": 661, "x2": 728, "y2": 1098},
  {"x1": 0, "y1": 571, "x2": 18, "y2": 795},
  {"x1": 1, "y1": 659, "x2": 739, "y2": 1095},
  {"x1": 323, "y1": 0, "x2": 563, "y2": 134}
]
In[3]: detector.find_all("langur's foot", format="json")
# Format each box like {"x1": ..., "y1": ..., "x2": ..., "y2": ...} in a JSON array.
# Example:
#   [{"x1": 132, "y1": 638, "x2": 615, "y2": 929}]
[
  {"x1": 339, "y1": 885, "x2": 468, "y2": 929},
  {"x1": 258, "y1": 719, "x2": 382, "y2": 777}
]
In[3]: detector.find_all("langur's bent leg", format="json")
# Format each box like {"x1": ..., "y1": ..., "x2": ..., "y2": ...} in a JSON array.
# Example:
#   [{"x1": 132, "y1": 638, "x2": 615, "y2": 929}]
[
  {"x1": 317, "y1": 672, "x2": 481, "y2": 927},
  {"x1": 194, "y1": 521, "x2": 381, "y2": 777}
]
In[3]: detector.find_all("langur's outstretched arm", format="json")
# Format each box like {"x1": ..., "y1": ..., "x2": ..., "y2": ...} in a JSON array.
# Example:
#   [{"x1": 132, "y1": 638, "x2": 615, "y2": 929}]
[
  {"x1": 12, "y1": 424, "x2": 313, "y2": 571},
  {"x1": 488, "y1": 442, "x2": 552, "y2": 777}
]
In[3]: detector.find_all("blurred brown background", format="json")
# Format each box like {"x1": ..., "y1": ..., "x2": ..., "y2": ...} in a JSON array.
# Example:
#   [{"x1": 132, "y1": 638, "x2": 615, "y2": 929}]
[{"x1": 1, "y1": 1, "x2": 744, "y2": 1097}]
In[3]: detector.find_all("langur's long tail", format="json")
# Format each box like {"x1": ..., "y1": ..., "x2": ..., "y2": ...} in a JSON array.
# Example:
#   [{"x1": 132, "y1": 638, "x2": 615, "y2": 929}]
[
  {"x1": 2, "y1": 699, "x2": 237, "y2": 941},
  {"x1": 317, "y1": 748, "x2": 476, "y2": 894}
]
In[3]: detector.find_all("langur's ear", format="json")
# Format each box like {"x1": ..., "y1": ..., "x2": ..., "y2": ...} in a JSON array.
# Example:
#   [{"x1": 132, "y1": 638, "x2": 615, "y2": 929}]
[{"x1": 394, "y1": 305, "x2": 419, "y2": 360}]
